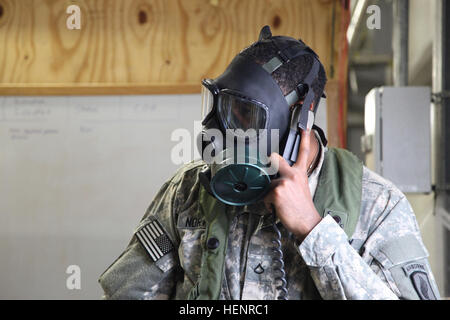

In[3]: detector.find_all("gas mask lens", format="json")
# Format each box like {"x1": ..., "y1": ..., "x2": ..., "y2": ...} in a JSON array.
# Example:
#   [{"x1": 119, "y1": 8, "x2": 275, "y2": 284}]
[{"x1": 217, "y1": 91, "x2": 268, "y2": 131}]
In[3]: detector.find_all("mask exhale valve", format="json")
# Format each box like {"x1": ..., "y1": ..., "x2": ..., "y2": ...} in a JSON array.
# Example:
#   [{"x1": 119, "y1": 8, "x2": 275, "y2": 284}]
[
  {"x1": 210, "y1": 148, "x2": 273, "y2": 206},
  {"x1": 211, "y1": 163, "x2": 271, "y2": 206}
]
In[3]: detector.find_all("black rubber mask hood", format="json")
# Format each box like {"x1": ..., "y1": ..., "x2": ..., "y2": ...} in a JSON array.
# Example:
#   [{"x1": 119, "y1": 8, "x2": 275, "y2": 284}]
[{"x1": 212, "y1": 54, "x2": 291, "y2": 140}]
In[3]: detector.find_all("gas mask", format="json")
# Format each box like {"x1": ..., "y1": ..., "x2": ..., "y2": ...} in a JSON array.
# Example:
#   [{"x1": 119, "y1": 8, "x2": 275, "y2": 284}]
[{"x1": 197, "y1": 26, "x2": 326, "y2": 206}]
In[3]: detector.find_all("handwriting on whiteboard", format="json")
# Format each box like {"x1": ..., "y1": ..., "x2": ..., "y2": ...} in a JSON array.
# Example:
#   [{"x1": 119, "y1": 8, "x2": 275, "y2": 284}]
[
  {"x1": 9, "y1": 128, "x2": 59, "y2": 140},
  {"x1": 0, "y1": 96, "x2": 184, "y2": 123},
  {"x1": 0, "y1": 95, "x2": 200, "y2": 142}
]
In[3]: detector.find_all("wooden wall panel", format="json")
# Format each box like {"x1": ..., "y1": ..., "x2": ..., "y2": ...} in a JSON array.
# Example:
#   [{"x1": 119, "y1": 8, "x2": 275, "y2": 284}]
[{"x1": 0, "y1": 0, "x2": 344, "y2": 95}]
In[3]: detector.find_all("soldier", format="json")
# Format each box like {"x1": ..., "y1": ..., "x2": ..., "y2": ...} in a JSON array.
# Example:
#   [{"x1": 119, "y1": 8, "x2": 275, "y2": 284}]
[{"x1": 98, "y1": 26, "x2": 440, "y2": 300}]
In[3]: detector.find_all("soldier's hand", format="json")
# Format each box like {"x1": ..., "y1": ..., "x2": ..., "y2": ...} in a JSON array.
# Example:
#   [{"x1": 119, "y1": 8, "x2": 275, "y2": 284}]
[{"x1": 263, "y1": 129, "x2": 322, "y2": 242}]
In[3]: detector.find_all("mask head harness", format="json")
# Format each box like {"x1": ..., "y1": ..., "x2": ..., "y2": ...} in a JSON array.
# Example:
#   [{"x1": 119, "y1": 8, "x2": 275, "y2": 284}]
[{"x1": 198, "y1": 25, "x2": 327, "y2": 206}]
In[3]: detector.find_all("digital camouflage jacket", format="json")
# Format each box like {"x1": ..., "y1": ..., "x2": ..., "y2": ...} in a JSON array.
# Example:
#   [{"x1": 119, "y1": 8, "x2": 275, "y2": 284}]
[{"x1": 99, "y1": 134, "x2": 440, "y2": 300}]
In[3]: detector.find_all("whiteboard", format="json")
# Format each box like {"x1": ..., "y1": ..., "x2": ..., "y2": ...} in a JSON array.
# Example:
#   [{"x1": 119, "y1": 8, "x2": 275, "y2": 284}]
[{"x1": 0, "y1": 95, "x2": 202, "y2": 299}]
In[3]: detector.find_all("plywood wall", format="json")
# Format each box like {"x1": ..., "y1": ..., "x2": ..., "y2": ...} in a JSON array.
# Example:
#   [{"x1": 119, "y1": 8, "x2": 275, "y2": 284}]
[{"x1": 0, "y1": 0, "x2": 344, "y2": 93}]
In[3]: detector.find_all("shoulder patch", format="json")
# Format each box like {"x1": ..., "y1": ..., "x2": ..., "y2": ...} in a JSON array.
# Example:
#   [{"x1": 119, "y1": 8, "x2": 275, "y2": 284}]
[
  {"x1": 135, "y1": 219, "x2": 174, "y2": 262},
  {"x1": 410, "y1": 271, "x2": 437, "y2": 300},
  {"x1": 402, "y1": 262, "x2": 427, "y2": 276},
  {"x1": 402, "y1": 261, "x2": 437, "y2": 300}
]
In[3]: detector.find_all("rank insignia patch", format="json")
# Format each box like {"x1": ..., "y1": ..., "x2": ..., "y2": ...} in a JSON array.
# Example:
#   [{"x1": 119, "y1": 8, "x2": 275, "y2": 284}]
[{"x1": 135, "y1": 220, "x2": 174, "y2": 262}]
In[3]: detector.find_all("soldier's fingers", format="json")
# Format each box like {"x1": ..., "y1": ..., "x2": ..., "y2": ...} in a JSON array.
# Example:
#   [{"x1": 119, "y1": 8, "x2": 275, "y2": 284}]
[
  {"x1": 270, "y1": 152, "x2": 294, "y2": 178},
  {"x1": 293, "y1": 128, "x2": 311, "y2": 171}
]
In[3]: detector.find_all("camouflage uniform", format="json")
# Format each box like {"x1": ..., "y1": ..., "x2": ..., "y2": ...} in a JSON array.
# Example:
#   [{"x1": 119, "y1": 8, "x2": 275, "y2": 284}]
[{"x1": 99, "y1": 131, "x2": 440, "y2": 300}]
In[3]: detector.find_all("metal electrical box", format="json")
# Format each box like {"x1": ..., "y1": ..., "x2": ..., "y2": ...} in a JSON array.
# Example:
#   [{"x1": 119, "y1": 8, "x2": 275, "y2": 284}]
[{"x1": 363, "y1": 87, "x2": 431, "y2": 193}]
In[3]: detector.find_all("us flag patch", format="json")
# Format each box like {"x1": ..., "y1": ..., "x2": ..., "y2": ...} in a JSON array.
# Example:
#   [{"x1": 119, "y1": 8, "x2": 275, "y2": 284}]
[{"x1": 135, "y1": 220, "x2": 174, "y2": 262}]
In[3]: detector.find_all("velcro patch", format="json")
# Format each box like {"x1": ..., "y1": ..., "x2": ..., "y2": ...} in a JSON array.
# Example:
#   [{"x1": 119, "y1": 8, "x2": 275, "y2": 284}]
[
  {"x1": 177, "y1": 214, "x2": 206, "y2": 229},
  {"x1": 135, "y1": 220, "x2": 174, "y2": 262}
]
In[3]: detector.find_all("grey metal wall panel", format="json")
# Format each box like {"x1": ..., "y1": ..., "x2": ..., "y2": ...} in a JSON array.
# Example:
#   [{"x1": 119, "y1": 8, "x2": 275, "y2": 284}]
[{"x1": 365, "y1": 86, "x2": 431, "y2": 193}]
